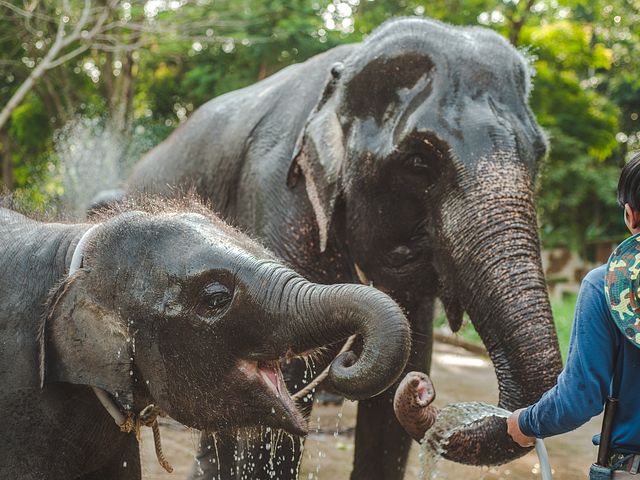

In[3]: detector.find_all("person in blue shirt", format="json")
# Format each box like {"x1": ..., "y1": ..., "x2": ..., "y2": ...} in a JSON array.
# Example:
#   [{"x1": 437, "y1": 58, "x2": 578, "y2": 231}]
[{"x1": 507, "y1": 151, "x2": 640, "y2": 477}]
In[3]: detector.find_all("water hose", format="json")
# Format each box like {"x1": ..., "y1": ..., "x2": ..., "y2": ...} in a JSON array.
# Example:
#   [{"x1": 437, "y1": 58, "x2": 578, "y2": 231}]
[{"x1": 535, "y1": 438, "x2": 553, "y2": 480}]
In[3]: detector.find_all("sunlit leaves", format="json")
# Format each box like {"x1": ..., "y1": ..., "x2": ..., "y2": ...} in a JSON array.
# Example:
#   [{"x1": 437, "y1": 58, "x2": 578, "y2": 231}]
[
  {"x1": 1, "y1": 0, "x2": 638, "y2": 248},
  {"x1": 524, "y1": 21, "x2": 613, "y2": 71}
]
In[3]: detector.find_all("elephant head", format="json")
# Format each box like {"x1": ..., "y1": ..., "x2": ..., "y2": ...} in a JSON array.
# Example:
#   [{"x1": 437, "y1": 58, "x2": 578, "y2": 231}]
[
  {"x1": 289, "y1": 18, "x2": 562, "y2": 464},
  {"x1": 40, "y1": 201, "x2": 410, "y2": 436}
]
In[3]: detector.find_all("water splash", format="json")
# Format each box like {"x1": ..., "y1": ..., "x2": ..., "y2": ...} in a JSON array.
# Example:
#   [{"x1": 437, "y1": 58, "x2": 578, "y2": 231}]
[
  {"x1": 209, "y1": 432, "x2": 222, "y2": 480},
  {"x1": 51, "y1": 116, "x2": 163, "y2": 218},
  {"x1": 52, "y1": 117, "x2": 130, "y2": 218},
  {"x1": 418, "y1": 402, "x2": 511, "y2": 479}
]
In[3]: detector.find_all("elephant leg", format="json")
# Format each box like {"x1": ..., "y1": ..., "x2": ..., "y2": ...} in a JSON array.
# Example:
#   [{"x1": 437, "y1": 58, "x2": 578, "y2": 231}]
[
  {"x1": 190, "y1": 429, "x2": 306, "y2": 480},
  {"x1": 187, "y1": 355, "x2": 319, "y2": 480},
  {"x1": 190, "y1": 431, "x2": 239, "y2": 479},
  {"x1": 78, "y1": 435, "x2": 141, "y2": 480},
  {"x1": 350, "y1": 297, "x2": 434, "y2": 480}
]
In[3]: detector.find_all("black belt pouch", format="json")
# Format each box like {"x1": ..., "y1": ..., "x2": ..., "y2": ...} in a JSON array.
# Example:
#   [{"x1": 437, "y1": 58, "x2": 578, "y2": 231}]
[{"x1": 589, "y1": 463, "x2": 614, "y2": 479}]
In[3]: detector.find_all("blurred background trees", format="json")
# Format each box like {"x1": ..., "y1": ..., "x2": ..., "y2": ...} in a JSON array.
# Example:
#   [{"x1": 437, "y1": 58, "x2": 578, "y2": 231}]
[{"x1": 0, "y1": 0, "x2": 638, "y2": 254}]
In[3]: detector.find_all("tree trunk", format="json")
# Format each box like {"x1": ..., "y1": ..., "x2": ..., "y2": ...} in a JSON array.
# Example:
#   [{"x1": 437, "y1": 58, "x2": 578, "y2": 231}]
[
  {"x1": 116, "y1": 48, "x2": 136, "y2": 134},
  {"x1": 0, "y1": 129, "x2": 13, "y2": 191},
  {"x1": 258, "y1": 60, "x2": 268, "y2": 80},
  {"x1": 508, "y1": 0, "x2": 536, "y2": 46},
  {"x1": 111, "y1": 33, "x2": 139, "y2": 135}
]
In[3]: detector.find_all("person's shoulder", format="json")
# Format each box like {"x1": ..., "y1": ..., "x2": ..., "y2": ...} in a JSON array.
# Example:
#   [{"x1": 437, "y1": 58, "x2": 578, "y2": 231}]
[
  {"x1": 579, "y1": 264, "x2": 619, "y2": 334},
  {"x1": 582, "y1": 264, "x2": 608, "y2": 291}
]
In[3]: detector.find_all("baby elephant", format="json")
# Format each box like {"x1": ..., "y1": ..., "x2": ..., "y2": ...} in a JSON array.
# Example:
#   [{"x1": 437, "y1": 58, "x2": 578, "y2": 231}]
[{"x1": 0, "y1": 200, "x2": 410, "y2": 480}]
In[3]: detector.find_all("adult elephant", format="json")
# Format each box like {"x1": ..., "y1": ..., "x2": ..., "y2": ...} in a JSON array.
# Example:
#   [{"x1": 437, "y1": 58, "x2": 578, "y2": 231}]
[{"x1": 127, "y1": 17, "x2": 563, "y2": 479}]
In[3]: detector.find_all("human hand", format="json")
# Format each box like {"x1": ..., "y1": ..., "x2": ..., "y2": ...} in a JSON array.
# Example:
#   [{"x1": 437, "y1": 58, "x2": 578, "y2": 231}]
[{"x1": 507, "y1": 408, "x2": 535, "y2": 447}]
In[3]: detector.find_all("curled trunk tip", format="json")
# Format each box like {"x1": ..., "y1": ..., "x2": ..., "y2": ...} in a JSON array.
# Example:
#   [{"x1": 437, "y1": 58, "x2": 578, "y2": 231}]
[
  {"x1": 394, "y1": 371, "x2": 438, "y2": 442},
  {"x1": 317, "y1": 284, "x2": 411, "y2": 400}
]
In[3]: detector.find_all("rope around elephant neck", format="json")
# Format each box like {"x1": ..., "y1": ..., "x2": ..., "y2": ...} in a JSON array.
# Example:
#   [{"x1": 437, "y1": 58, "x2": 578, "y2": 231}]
[
  {"x1": 291, "y1": 335, "x2": 356, "y2": 401},
  {"x1": 69, "y1": 225, "x2": 173, "y2": 473},
  {"x1": 119, "y1": 405, "x2": 173, "y2": 473}
]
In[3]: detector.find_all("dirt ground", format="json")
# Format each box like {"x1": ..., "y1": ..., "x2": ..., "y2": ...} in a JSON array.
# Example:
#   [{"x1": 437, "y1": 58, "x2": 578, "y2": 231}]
[{"x1": 139, "y1": 342, "x2": 601, "y2": 479}]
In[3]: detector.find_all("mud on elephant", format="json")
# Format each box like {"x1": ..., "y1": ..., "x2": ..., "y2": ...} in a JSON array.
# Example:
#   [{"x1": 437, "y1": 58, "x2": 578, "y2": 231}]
[
  {"x1": 125, "y1": 16, "x2": 562, "y2": 479},
  {"x1": 0, "y1": 198, "x2": 410, "y2": 480}
]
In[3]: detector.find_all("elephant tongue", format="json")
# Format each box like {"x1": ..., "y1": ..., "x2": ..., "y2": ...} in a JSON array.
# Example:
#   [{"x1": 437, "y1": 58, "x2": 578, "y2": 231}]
[{"x1": 258, "y1": 362, "x2": 281, "y2": 396}]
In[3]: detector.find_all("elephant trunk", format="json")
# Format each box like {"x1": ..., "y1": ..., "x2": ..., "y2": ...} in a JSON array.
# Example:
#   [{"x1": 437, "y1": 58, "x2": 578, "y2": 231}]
[
  {"x1": 394, "y1": 372, "x2": 439, "y2": 442},
  {"x1": 248, "y1": 263, "x2": 411, "y2": 401},
  {"x1": 432, "y1": 160, "x2": 562, "y2": 465}
]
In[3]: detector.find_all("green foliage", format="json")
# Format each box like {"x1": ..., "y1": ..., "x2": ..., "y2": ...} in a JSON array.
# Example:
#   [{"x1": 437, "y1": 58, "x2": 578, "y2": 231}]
[
  {"x1": 551, "y1": 294, "x2": 577, "y2": 363},
  {"x1": 436, "y1": 294, "x2": 577, "y2": 363},
  {"x1": 133, "y1": 0, "x2": 344, "y2": 126},
  {"x1": 10, "y1": 95, "x2": 51, "y2": 158},
  {"x1": 0, "y1": 0, "x2": 638, "y2": 247}
]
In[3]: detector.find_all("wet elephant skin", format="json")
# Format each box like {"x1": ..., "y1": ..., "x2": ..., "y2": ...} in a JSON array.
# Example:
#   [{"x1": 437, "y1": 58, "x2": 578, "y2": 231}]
[
  {"x1": 0, "y1": 201, "x2": 409, "y2": 480},
  {"x1": 127, "y1": 17, "x2": 562, "y2": 480}
]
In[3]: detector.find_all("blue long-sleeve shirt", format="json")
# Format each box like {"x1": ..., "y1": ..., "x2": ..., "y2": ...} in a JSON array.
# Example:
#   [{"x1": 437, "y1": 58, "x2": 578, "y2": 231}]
[{"x1": 519, "y1": 264, "x2": 640, "y2": 453}]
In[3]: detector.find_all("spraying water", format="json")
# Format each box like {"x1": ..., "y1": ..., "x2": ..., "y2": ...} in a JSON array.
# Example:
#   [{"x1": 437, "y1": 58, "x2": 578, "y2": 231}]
[
  {"x1": 419, "y1": 402, "x2": 553, "y2": 480},
  {"x1": 53, "y1": 118, "x2": 129, "y2": 218},
  {"x1": 52, "y1": 116, "x2": 163, "y2": 218}
]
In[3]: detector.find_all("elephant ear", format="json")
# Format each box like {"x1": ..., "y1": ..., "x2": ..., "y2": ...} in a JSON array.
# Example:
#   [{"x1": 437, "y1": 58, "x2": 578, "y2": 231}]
[
  {"x1": 40, "y1": 273, "x2": 134, "y2": 409},
  {"x1": 288, "y1": 63, "x2": 346, "y2": 253}
]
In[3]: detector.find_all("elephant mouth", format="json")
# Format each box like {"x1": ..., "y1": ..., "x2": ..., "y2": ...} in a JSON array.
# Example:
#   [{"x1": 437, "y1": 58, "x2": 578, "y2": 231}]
[
  {"x1": 237, "y1": 359, "x2": 308, "y2": 436},
  {"x1": 258, "y1": 360, "x2": 283, "y2": 397}
]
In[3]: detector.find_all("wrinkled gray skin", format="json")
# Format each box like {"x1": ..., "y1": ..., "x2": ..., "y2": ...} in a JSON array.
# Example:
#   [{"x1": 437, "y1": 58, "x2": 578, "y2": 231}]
[
  {"x1": 0, "y1": 204, "x2": 410, "y2": 480},
  {"x1": 126, "y1": 17, "x2": 562, "y2": 479}
]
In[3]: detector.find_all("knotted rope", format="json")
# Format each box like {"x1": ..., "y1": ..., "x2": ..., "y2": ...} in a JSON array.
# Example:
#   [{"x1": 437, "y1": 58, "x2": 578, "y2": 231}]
[{"x1": 119, "y1": 404, "x2": 173, "y2": 473}]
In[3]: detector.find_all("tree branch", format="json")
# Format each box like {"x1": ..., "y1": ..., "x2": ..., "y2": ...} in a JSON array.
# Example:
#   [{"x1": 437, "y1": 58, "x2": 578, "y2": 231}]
[
  {"x1": 47, "y1": 43, "x2": 92, "y2": 68},
  {"x1": 508, "y1": 0, "x2": 536, "y2": 46},
  {"x1": 0, "y1": 0, "x2": 120, "y2": 131}
]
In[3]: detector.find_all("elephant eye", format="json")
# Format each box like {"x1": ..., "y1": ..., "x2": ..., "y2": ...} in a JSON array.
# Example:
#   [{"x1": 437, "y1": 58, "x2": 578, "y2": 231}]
[
  {"x1": 406, "y1": 154, "x2": 440, "y2": 177},
  {"x1": 404, "y1": 141, "x2": 446, "y2": 178},
  {"x1": 387, "y1": 245, "x2": 418, "y2": 267},
  {"x1": 409, "y1": 155, "x2": 431, "y2": 171},
  {"x1": 202, "y1": 282, "x2": 232, "y2": 314}
]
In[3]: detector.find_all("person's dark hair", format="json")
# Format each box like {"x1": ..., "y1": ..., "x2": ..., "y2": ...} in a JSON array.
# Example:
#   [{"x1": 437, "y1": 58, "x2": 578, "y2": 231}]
[{"x1": 618, "y1": 151, "x2": 640, "y2": 209}]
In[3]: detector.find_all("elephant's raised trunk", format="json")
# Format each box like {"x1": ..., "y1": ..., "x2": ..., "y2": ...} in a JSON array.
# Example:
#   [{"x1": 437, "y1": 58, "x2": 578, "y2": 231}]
[
  {"x1": 248, "y1": 262, "x2": 411, "y2": 401},
  {"x1": 428, "y1": 160, "x2": 562, "y2": 465}
]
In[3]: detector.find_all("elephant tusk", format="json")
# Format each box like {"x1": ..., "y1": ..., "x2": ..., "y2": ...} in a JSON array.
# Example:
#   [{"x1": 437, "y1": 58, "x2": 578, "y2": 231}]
[
  {"x1": 354, "y1": 263, "x2": 370, "y2": 286},
  {"x1": 92, "y1": 386, "x2": 127, "y2": 426},
  {"x1": 354, "y1": 263, "x2": 391, "y2": 293}
]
